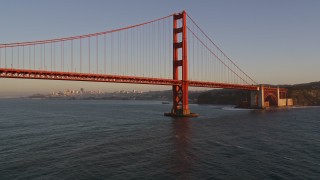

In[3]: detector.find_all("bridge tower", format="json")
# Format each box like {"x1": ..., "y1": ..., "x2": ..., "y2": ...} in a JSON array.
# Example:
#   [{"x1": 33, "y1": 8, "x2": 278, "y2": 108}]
[{"x1": 165, "y1": 11, "x2": 198, "y2": 117}]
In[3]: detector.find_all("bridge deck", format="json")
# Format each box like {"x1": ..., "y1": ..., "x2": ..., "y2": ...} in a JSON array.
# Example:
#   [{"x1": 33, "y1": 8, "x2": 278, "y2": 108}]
[{"x1": 0, "y1": 68, "x2": 258, "y2": 91}]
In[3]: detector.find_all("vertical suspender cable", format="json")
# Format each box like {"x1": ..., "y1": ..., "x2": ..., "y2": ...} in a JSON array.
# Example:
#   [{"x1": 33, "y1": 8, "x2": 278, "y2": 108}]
[
  {"x1": 111, "y1": 33, "x2": 113, "y2": 74},
  {"x1": 96, "y1": 36, "x2": 98, "y2": 74},
  {"x1": 50, "y1": 43, "x2": 52, "y2": 71},
  {"x1": 62, "y1": 42, "x2": 64, "y2": 71},
  {"x1": 34, "y1": 45, "x2": 35, "y2": 70},
  {"x1": 53, "y1": 42, "x2": 56, "y2": 71},
  {"x1": 18, "y1": 47, "x2": 20, "y2": 69},
  {"x1": 4, "y1": 47, "x2": 7, "y2": 68},
  {"x1": 61, "y1": 42, "x2": 63, "y2": 71},
  {"x1": 89, "y1": 37, "x2": 91, "y2": 73},
  {"x1": 71, "y1": 40, "x2": 73, "y2": 72},
  {"x1": 104, "y1": 34, "x2": 106, "y2": 74},
  {"x1": 22, "y1": 46, "x2": 25, "y2": 69},
  {"x1": 120, "y1": 31, "x2": 122, "y2": 75},
  {"x1": 44, "y1": 44, "x2": 46, "y2": 70},
  {"x1": 118, "y1": 32, "x2": 120, "y2": 75},
  {"x1": 11, "y1": 47, "x2": 13, "y2": 69},
  {"x1": 29, "y1": 46, "x2": 31, "y2": 69},
  {"x1": 40, "y1": 45, "x2": 42, "y2": 70},
  {"x1": 159, "y1": 20, "x2": 161, "y2": 78},
  {"x1": 80, "y1": 38, "x2": 82, "y2": 73}
]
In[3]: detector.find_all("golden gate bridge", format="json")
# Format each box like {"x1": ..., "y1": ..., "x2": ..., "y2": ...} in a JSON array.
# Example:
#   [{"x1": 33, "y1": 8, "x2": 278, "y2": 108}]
[{"x1": 0, "y1": 11, "x2": 290, "y2": 117}]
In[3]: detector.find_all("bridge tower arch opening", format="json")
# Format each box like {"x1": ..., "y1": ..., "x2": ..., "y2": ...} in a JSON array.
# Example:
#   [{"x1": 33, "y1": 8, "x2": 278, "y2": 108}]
[{"x1": 265, "y1": 93, "x2": 278, "y2": 107}]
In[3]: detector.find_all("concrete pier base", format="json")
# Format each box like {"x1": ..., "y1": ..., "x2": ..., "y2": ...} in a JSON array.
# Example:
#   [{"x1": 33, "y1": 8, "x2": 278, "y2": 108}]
[
  {"x1": 164, "y1": 109, "x2": 199, "y2": 117},
  {"x1": 164, "y1": 112, "x2": 199, "y2": 117}
]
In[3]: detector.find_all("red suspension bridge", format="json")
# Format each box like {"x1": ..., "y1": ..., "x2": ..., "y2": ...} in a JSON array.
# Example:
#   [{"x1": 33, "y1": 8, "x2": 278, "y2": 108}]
[{"x1": 0, "y1": 11, "x2": 289, "y2": 117}]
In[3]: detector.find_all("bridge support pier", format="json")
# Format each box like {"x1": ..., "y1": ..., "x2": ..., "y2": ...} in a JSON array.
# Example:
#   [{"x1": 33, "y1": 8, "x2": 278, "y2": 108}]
[
  {"x1": 250, "y1": 85, "x2": 265, "y2": 108},
  {"x1": 164, "y1": 11, "x2": 198, "y2": 118},
  {"x1": 250, "y1": 85, "x2": 293, "y2": 108}
]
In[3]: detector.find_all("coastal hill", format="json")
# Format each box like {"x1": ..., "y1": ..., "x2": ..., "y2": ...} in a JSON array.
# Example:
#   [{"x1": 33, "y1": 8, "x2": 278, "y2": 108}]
[
  {"x1": 284, "y1": 81, "x2": 320, "y2": 106},
  {"x1": 197, "y1": 81, "x2": 320, "y2": 106}
]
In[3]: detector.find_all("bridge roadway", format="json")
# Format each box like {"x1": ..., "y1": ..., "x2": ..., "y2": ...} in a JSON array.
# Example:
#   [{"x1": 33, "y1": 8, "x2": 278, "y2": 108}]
[{"x1": 0, "y1": 68, "x2": 259, "y2": 91}]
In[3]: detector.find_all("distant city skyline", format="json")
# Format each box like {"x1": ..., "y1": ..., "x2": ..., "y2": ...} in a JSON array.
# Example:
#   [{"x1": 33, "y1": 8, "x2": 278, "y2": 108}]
[{"x1": 1, "y1": 0, "x2": 320, "y2": 97}]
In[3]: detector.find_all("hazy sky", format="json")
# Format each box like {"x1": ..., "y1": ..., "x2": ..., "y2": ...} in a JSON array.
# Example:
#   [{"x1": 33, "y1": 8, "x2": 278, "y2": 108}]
[{"x1": 0, "y1": 0, "x2": 319, "y2": 97}]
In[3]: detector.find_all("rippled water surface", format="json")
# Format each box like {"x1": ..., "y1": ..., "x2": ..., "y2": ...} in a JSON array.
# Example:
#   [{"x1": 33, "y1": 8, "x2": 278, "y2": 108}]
[{"x1": 0, "y1": 99, "x2": 319, "y2": 179}]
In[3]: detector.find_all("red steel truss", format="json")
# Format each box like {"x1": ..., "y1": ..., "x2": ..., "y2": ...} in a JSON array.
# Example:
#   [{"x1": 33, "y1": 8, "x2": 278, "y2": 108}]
[
  {"x1": 0, "y1": 68, "x2": 259, "y2": 91},
  {"x1": 0, "y1": 68, "x2": 178, "y2": 85}
]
